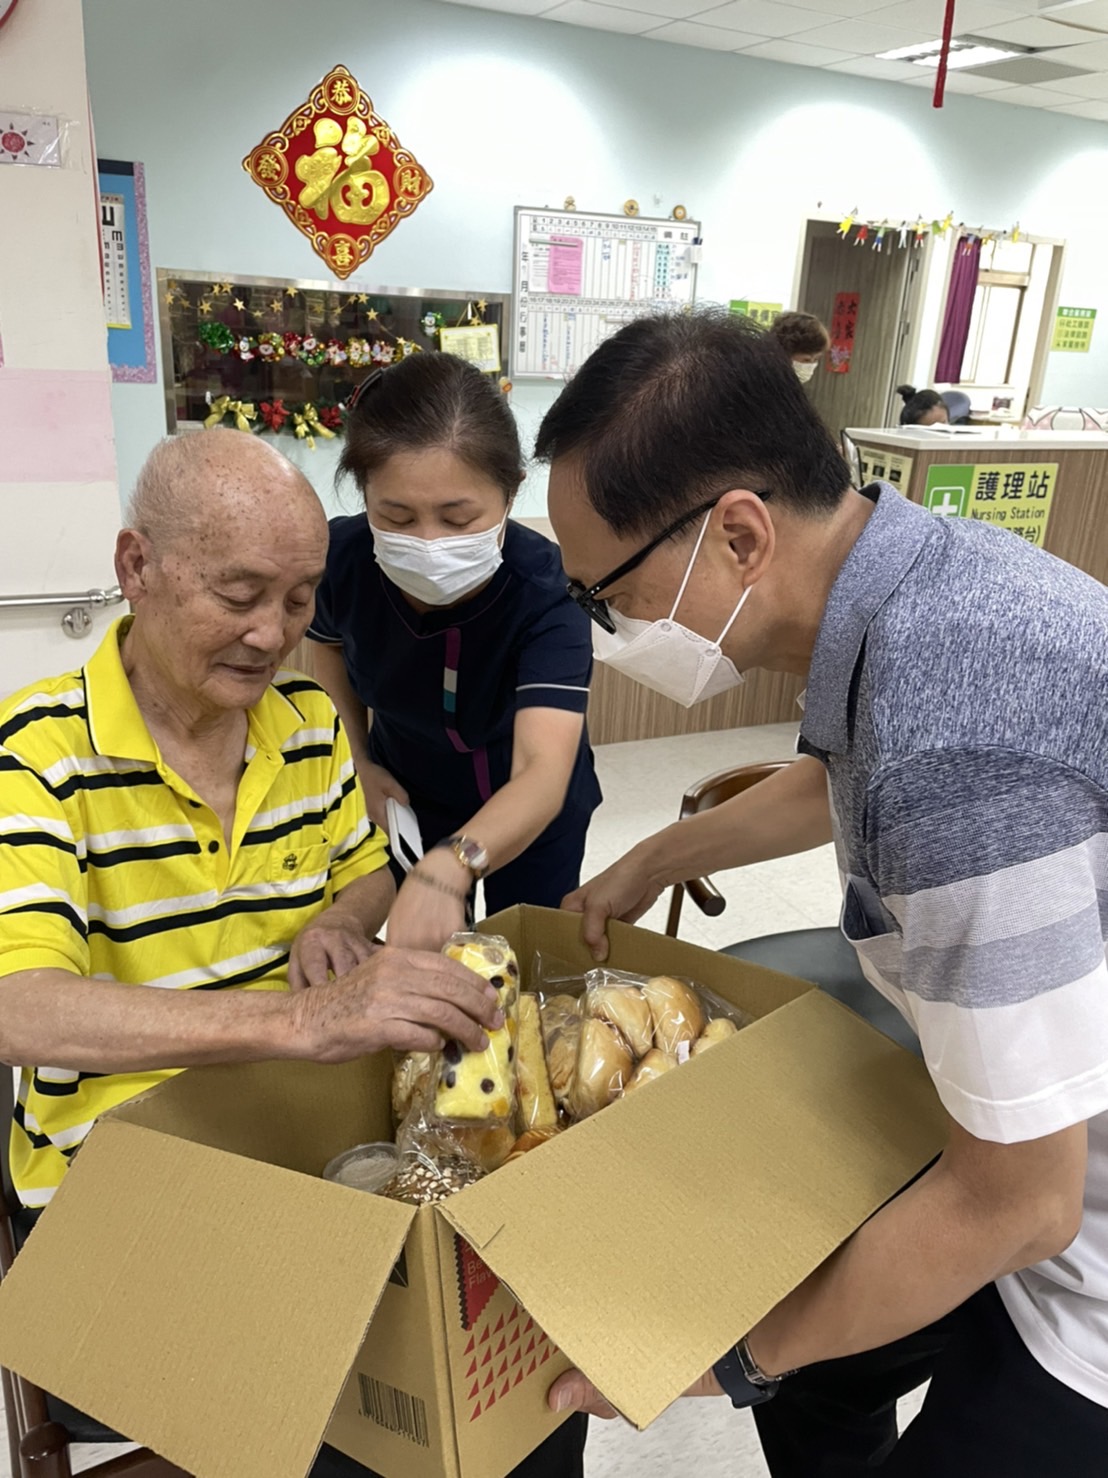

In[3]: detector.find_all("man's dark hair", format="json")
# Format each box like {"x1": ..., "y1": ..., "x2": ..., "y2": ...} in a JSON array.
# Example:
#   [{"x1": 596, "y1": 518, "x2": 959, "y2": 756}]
[
  {"x1": 339, "y1": 352, "x2": 523, "y2": 501},
  {"x1": 534, "y1": 309, "x2": 851, "y2": 538},
  {"x1": 897, "y1": 384, "x2": 946, "y2": 426},
  {"x1": 769, "y1": 311, "x2": 830, "y2": 358}
]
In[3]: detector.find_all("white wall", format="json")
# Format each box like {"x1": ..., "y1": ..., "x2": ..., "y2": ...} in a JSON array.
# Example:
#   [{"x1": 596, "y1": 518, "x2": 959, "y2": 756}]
[
  {"x1": 82, "y1": 0, "x2": 1108, "y2": 517},
  {"x1": 0, "y1": 0, "x2": 121, "y2": 698}
]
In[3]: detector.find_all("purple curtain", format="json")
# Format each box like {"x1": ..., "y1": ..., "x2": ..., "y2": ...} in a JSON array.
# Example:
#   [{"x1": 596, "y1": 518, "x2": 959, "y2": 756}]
[{"x1": 935, "y1": 236, "x2": 982, "y2": 383}]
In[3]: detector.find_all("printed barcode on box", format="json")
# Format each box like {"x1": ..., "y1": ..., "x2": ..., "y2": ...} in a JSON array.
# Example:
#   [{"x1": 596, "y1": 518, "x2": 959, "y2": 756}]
[{"x1": 358, "y1": 1374, "x2": 430, "y2": 1447}]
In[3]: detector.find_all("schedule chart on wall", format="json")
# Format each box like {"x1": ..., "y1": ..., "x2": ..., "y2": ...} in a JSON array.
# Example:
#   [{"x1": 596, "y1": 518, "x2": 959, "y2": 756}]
[{"x1": 512, "y1": 207, "x2": 701, "y2": 378}]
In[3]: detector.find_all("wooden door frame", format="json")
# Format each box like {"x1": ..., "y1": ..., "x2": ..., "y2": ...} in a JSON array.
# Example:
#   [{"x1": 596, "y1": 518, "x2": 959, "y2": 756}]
[{"x1": 791, "y1": 213, "x2": 932, "y2": 428}]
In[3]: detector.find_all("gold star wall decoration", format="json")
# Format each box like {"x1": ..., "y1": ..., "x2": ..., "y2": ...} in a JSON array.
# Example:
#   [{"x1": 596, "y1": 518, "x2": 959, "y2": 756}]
[
  {"x1": 233, "y1": 298, "x2": 246, "y2": 311},
  {"x1": 199, "y1": 300, "x2": 213, "y2": 315}
]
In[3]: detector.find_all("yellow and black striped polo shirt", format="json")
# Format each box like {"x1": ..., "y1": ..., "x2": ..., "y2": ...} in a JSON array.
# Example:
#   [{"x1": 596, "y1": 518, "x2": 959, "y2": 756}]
[{"x1": 0, "y1": 617, "x2": 388, "y2": 1207}]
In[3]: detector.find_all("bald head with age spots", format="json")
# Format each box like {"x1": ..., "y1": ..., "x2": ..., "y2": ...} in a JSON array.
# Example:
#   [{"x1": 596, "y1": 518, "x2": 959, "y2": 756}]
[{"x1": 116, "y1": 430, "x2": 330, "y2": 727}]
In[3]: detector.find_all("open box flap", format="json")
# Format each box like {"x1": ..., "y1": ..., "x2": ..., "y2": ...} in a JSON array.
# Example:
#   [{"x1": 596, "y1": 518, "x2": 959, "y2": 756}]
[
  {"x1": 441, "y1": 991, "x2": 946, "y2": 1431},
  {"x1": 0, "y1": 1118, "x2": 415, "y2": 1478}
]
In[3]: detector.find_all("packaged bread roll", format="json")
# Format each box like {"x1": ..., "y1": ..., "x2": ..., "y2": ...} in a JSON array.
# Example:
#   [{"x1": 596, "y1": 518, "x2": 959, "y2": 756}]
[
  {"x1": 692, "y1": 1017, "x2": 739, "y2": 1056},
  {"x1": 453, "y1": 1122, "x2": 518, "y2": 1173},
  {"x1": 504, "y1": 1127, "x2": 561, "y2": 1164},
  {"x1": 392, "y1": 1050, "x2": 433, "y2": 1124},
  {"x1": 643, "y1": 974, "x2": 705, "y2": 1057},
  {"x1": 517, "y1": 994, "x2": 559, "y2": 1131},
  {"x1": 623, "y1": 1048, "x2": 679, "y2": 1095},
  {"x1": 539, "y1": 993, "x2": 582, "y2": 1113},
  {"x1": 570, "y1": 1018, "x2": 633, "y2": 1120},
  {"x1": 586, "y1": 983, "x2": 654, "y2": 1058},
  {"x1": 433, "y1": 933, "x2": 520, "y2": 1123}
]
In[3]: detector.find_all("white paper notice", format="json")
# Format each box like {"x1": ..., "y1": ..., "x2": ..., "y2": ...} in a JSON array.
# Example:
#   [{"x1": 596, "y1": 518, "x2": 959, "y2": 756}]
[{"x1": 0, "y1": 112, "x2": 61, "y2": 167}]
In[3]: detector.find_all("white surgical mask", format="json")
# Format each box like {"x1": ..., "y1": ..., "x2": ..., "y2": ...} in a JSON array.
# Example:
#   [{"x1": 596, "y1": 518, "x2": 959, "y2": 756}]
[
  {"x1": 592, "y1": 514, "x2": 752, "y2": 708},
  {"x1": 794, "y1": 360, "x2": 818, "y2": 383},
  {"x1": 370, "y1": 515, "x2": 507, "y2": 605}
]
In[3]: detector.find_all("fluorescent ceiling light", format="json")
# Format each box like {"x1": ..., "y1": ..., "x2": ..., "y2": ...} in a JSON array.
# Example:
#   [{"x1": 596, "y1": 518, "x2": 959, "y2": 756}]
[{"x1": 877, "y1": 35, "x2": 1031, "y2": 70}]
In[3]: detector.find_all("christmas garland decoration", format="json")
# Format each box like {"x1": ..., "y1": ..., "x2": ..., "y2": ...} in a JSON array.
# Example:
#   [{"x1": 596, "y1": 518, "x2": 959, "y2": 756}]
[
  {"x1": 204, "y1": 390, "x2": 345, "y2": 448},
  {"x1": 199, "y1": 326, "x2": 423, "y2": 366}
]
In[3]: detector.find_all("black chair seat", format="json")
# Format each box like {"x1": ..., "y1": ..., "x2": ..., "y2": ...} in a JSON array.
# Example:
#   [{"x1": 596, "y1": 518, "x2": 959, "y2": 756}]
[
  {"x1": 723, "y1": 926, "x2": 921, "y2": 1057},
  {"x1": 12, "y1": 1207, "x2": 125, "y2": 1445}
]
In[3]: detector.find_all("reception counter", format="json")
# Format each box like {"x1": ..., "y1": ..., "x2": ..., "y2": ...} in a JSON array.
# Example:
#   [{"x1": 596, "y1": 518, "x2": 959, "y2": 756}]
[{"x1": 844, "y1": 425, "x2": 1108, "y2": 586}]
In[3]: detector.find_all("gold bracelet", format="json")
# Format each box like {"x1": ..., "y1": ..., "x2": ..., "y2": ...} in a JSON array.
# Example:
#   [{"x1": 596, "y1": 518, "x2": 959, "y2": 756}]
[{"x1": 408, "y1": 868, "x2": 469, "y2": 902}]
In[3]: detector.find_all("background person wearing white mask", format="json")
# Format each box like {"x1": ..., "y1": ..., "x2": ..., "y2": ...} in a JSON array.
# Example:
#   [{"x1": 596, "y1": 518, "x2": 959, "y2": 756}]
[
  {"x1": 768, "y1": 309, "x2": 829, "y2": 383},
  {"x1": 308, "y1": 353, "x2": 601, "y2": 957}
]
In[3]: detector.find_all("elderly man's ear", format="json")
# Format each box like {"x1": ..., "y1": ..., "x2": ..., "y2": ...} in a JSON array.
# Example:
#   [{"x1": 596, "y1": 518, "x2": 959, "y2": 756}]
[{"x1": 115, "y1": 528, "x2": 154, "y2": 604}]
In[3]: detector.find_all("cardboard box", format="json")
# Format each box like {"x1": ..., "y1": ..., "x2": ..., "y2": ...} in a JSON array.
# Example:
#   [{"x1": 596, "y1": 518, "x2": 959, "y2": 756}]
[{"x1": 0, "y1": 907, "x2": 946, "y2": 1478}]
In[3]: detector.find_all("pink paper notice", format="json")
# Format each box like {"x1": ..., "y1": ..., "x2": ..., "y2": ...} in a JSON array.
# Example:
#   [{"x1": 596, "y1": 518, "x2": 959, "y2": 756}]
[{"x1": 548, "y1": 236, "x2": 583, "y2": 296}]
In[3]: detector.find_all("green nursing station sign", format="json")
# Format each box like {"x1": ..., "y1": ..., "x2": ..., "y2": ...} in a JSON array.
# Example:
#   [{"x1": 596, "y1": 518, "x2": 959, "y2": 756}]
[{"x1": 922, "y1": 463, "x2": 1058, "y2": 548}]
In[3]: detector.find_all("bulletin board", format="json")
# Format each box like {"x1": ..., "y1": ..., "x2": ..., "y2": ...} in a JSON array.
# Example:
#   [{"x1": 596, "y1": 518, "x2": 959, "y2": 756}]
[
  {"x1": 97, "y1": 158, "x2": 156, "y2": 382},
  {"x1": 512, "y1": 206, "x2": 701, "y2": 380}
]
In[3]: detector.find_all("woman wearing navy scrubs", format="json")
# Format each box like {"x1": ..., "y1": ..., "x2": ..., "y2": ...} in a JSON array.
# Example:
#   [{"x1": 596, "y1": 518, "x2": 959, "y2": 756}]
[{"x1": 308, "y1": 353, "x2": 601, "y2": 956}]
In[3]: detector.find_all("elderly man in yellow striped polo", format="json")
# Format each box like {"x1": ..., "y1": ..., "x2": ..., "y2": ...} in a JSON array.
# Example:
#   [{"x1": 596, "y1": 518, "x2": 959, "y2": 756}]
[{"x1": 0, "y1": 431, "x2": 501, "y2": 1212}]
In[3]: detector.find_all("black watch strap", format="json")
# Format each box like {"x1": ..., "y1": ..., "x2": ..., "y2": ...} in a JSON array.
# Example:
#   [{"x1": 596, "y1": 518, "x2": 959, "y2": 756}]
[{"x1": 713, "y1": 1340, "x2": 783, "y2": 1409}]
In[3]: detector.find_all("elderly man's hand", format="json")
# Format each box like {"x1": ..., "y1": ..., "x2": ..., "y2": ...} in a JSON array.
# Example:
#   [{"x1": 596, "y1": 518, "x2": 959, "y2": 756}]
[
  {"x1": 289, "y1": 946, "x2": 504, "y2": 1062},
  {"x1": 547, "y1": 1366, "x2": 725, "y2": 1419},
  {"x1": 288, "y1": 905, "x2": 379, "y2": 991}
]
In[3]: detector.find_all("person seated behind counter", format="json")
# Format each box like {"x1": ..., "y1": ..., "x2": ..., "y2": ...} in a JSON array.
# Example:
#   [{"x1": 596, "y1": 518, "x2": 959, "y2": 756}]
[
  {"x1": 898, "y1": 385, "x2": 972, "y2": 426},
  {"x1": 768, "y1": 311, "x2": 830, "y2": 384},
  {"x1": 0, "y1": 431, "x2": 514, "y2": 1473},
  {"x1": 308, "y1": 353, "x2": 602, "y2": 954}
]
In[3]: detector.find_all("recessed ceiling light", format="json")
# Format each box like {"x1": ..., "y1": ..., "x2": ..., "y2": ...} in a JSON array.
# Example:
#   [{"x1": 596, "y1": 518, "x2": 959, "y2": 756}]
[{"x1": 877, "y1": 35, "x2": 1032, "y2": 70}]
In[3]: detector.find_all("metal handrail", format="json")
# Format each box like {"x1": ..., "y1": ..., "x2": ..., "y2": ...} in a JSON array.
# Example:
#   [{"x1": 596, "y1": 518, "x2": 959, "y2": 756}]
[{"x1": 0, "y1": 585, "x2": 124, "y2": 612}]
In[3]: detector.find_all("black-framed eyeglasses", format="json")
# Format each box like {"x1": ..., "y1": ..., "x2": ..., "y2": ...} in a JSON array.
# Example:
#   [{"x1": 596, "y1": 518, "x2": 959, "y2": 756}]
[{"x1": 567, "y1": 491, "x2": 770, "y2": 633}]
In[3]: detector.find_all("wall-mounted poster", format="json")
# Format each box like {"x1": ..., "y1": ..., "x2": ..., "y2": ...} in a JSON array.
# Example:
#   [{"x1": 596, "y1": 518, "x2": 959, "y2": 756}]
[{"x1": 97, "y1": 158, "x2": 156, "y2": 383}]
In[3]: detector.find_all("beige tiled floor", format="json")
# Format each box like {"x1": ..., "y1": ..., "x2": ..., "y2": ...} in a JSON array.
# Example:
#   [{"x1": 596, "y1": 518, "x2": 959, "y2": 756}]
[{"x1": 1, "y1": 725, "x2": 927, "y2": 1477}]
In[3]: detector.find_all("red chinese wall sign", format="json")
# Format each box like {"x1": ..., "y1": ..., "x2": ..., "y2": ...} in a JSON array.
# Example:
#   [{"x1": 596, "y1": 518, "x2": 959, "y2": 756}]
[
  {"x1": 242, "y1": 64, "x2": 433, "y2": 281},
  {"x1": 828, "y1": 290, "x2": 860, "y2": 374}
]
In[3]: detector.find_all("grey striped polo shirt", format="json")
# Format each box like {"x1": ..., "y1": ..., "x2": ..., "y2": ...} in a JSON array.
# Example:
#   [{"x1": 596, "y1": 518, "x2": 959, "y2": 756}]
[{"x1": 799, "y1": 485, "x2": 1108, "y2": 1404}]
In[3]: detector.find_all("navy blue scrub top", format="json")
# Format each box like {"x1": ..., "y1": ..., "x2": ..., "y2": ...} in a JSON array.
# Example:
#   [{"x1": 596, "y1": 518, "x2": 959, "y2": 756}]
[{"x1": 306, "y1": 516, "x2": 601, "y2": 823}]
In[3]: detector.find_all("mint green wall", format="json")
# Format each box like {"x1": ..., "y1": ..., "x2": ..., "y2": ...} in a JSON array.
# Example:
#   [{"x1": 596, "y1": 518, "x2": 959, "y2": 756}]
[{"x1": 84, "y1": 0, "x2": 1108, "y2": 514}]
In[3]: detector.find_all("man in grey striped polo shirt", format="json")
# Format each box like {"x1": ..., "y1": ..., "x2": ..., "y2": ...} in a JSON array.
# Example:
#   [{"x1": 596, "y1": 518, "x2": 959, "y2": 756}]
[{"x1": 537, "y1": 309, "x2": 1108, "y2": 1475}]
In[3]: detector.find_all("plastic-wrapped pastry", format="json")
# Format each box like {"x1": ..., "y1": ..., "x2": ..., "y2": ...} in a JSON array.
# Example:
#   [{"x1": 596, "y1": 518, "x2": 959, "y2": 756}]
[
  {"x1": 643, "y1": 974, "x2": 705, "y2": 1057},
  {"x1": 392, "y1": 1050, "x2": 433, "y2": 1124},
  {"x1": 382, "y1": 1155, "x2": 482, "y2": 1205},
  {"x1": 504, "y1": 1127, "x2": 561, "y2": 1164},
  {"x1": 433, "y1": 933, "x2": 520, "y2": 1123},
  {"x1": 586, "y1": 983, "x2": 654, "y2": 1058},
  {"x1": 623, "y1": 1048, "x2": 679, "y2": 1094},
  {"x1": 692, "y1": 1017, "x2": 739, "y2": 1056},
  {"x1": 539, "y1": 993, "x2": 582, "y2": 1113},
  {"x1": 517, "y1": 994, "x2": 559, "y2": 1131},
  {"x1": 570, "y1": 1018, "x2": 633, "y2": 1120}
]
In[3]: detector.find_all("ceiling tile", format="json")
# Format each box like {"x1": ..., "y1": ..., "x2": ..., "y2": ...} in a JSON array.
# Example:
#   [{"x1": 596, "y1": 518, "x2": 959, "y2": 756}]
[
  {"x1": 824, "y1": 55, "x2": 921, "y2": 79},
  {"x1": 900, "y1": 68, "x2": 1016, "y2": 93},
  {"x1": 1028, "y1": 66, "x2": 1108, "y2": 98},
  {"x1": 1051, "y1": 1, "x2": 1108, "y2": 28},
  {"x1": 738, "y1": 37, "x2": 859, "y2": 65},
  {"x1": 1030, "y1": 38, "x2": 1108, "y2": 69},
  {"x1": 778, "y1": 17, "x2": 937, "y2": 51},
  {"x1": 645, "y1": 18, "x2": 769, "y2": 47},
  {"x1": 973, "y1": 16, "x2": 1107, "y2": 48},
  {"x1": 690, "y1": 1, "x2": 831, "y2": 37},
  {"x1": 437, "y1": 0, "x2": 561, "y2": 11},
  {"x1": 539, "y1": 1, "x2": 662, "y2": 33},
  {"x1": 870, "y1": 0, "x2": 1019, "y2": 32},
  {"x1": 986, "y1": 82, "x2": 1093, "y2": 107},
  {"x1": 580, "y1": 0, "x2": 735, "y2": 16},
  {"x1": 787, "y1": 0, "x2": 894, "y2": 14},
  {"x1": 1050, "y1": 97, "x2": 1108, "y2": 120}
]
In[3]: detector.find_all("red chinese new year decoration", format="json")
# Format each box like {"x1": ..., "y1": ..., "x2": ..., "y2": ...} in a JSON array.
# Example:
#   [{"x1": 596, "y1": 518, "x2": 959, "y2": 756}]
[
  {"x1": 242, "y1": 64, "x2": 433, "y2": 281},
  {"x1": 828, "y1": 291, "x2": 860, "y2": 375}
]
